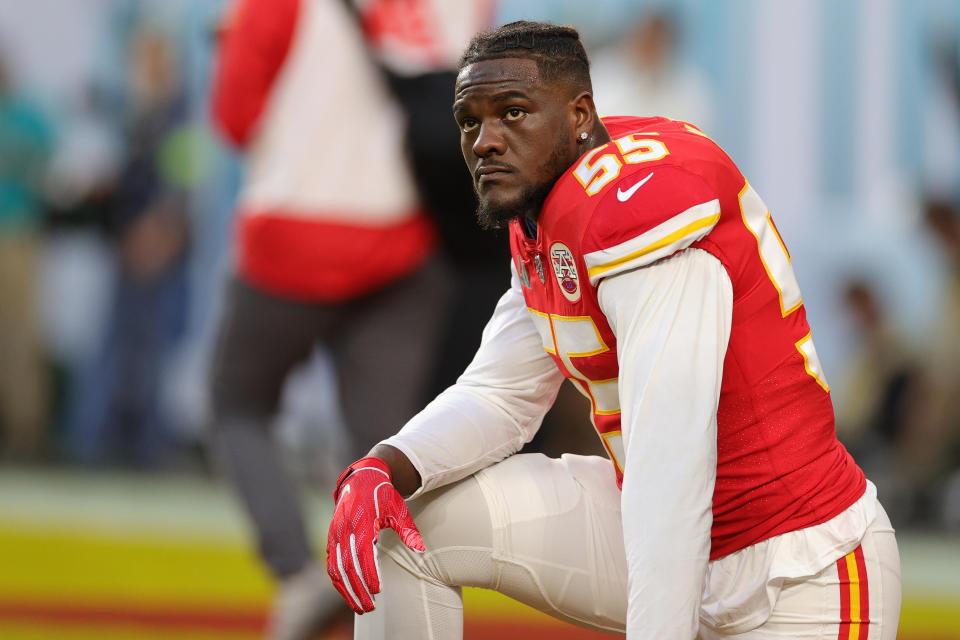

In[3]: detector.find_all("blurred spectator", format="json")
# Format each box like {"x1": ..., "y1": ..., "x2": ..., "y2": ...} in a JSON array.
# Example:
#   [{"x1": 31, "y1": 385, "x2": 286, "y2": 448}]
[
  {"x1": 65, "y1": 26, "x2": 191, "y2": 468},
  {"x1": 835, "y1": 278, "x2": 917, "y2": 456},
  {"x1": 589, "y1": 9, "x2": 714, "y2": 134},
  {"x1": 901, "y1": 198, "x2": 960, "y2": 526},
  {"x1": 834, "y1": 277, "x2": 918, "y2": 523},
  {"x1": 44, "y1": 85, "x2": 121, "y2": 232},
  {"x1": 42, "y1": 84, "x2": 122, "y2": 447},
  {"x1": 0, "y1": 49, "x2": 54, "y2": 461},
  {"x1": 207, "y1": 0, "x2": 466, "y2": 637}
]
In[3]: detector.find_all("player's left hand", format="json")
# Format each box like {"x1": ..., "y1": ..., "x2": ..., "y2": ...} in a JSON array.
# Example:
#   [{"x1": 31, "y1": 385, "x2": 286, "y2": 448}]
[{"x1": 325, "y1": 457, "x2": 425, "y2": 614}]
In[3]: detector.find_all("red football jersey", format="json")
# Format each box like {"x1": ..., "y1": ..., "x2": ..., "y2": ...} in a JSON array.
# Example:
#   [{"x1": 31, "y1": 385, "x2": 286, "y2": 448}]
[{"x1": 509, "y1": 116, "x2": 865, "y2": 560}]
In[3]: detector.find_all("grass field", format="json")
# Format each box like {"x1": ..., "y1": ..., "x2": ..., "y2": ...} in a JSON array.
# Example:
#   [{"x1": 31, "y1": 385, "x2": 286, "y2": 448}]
[{"x1": 0, "y1": 468, "x2": 956, "y2": 639}]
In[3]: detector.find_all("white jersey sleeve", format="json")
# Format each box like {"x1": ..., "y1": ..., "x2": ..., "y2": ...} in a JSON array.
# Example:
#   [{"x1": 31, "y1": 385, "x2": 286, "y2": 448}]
[
  {"x1": 597, "y1": 248, "x2": 733, "y2": 639},
  {"x1": 381, "y1": 261, "x2": 565, "y2": 496}
]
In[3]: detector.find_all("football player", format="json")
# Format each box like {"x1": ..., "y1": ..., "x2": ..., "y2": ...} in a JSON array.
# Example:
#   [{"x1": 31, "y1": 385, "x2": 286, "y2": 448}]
[{"x1": 326, "y1": 20, "x2": 902, "y2": 639}]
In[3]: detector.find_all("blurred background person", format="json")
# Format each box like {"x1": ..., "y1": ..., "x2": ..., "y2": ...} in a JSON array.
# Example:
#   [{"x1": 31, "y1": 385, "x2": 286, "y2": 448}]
[
  {"x1": 41, "y1": 81, "x2": 123, "y2": 459},
  {"x1": 910, "y1": 30, "x2": 960, "y2": 531},
  {"x1": 896, "y1": 198, "x2": 960, "y2": 528},
  {"x1": 344, "y1": 0, "x2": 514, "y2": 400},
  {"x1": 589, "y1": 8, "x2": 714, "y2": 133},
  {"x1": 834, "y1": 276, "x2": 918, "y2": 524},
  {"x1": 64, "y1": 25, "x2": 192, "y2": 468},
  {"x1": 207, "y1": 0, "x2": 485, "y2": 636},
  {"x1": 0, "y1": 47, "x2": 53, "y2": 461}
]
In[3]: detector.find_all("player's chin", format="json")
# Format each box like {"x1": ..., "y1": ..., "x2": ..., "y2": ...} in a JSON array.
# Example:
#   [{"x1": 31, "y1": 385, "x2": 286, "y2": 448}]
[
  {"x1": 475, "y1": 191, "x2": 521, "y2": 231},
  {"x1": 476, "y1": 178, "x2": 513, "y2": 200}
]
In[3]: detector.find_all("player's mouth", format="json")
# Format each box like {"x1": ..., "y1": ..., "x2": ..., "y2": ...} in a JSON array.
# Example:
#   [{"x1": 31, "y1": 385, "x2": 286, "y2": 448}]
[{"x1": 476, "y1": 163, "x2": 514, "y2": 186}]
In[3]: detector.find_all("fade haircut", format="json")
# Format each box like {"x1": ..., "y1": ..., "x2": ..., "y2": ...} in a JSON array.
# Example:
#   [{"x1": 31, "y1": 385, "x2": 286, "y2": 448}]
[{"x1": 458, "y1": 21, "x2": 592, "y2": 94}]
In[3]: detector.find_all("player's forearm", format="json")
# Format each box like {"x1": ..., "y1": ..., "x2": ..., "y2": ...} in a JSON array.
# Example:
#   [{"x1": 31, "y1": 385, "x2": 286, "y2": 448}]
[
  {"x1": 380, "y1": 266, "x2": 563, "y2": 495},
  {"x1": 367, "y1": 444, "x2": 422, "y2": 497},
  {"x1": 621, "y1": 467, "x2": 713, "y2": 637},
  {"x1": 380, "y1": 377, "x2": 558, "y2": 495},
  {"x1": 598, "y1": 250, "x2": 732, "y2": 636}
]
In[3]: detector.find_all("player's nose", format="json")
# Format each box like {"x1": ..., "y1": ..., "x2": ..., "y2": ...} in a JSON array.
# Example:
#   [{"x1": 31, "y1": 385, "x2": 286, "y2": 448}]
[{"x1": 472, "y1": 120, "x2": 507, "y2": 157}]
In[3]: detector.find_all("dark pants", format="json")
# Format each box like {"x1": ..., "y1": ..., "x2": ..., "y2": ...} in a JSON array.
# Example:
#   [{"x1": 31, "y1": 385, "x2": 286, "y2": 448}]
[{"x1": 209, "y1": 257, "x2": 452, "y2": 577}]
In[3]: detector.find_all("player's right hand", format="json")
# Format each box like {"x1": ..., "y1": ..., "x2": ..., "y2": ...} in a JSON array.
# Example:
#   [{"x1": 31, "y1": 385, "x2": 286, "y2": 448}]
[{"x1": 325, "y1": 457, "x2": 425, "y2": 614}]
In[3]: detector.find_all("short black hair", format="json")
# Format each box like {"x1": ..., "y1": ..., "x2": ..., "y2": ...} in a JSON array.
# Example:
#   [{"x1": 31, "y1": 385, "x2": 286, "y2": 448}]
[{"x1": 458, "y1": 21, "x2": 592, "y2": 92}]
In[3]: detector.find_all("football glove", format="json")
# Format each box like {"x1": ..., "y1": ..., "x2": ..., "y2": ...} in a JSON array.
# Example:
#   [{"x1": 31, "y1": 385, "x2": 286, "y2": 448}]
[{"x1": 325, "y1": 457, "x2": 425, "y2": 614}]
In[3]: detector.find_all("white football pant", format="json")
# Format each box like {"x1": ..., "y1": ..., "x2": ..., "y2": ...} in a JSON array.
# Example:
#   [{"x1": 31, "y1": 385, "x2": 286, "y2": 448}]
[{"x1": 354, "y1": 453, "x2": 900, "y2": 639}]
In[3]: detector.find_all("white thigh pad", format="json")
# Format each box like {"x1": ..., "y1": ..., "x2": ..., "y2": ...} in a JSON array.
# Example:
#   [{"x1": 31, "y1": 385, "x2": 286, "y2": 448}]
[{"x1": 474, "y1": 453, "x2": 628, "y2": 633}]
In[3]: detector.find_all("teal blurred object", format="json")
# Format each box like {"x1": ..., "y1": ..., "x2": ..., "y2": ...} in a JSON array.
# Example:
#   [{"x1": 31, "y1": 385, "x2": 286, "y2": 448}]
[{"x1": 0, "y1": 91, "x2": 53, "y2": 232}]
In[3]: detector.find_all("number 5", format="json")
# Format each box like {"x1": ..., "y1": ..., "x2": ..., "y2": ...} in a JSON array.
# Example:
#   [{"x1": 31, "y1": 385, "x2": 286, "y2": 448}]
[
  {"x1": 739, "y1": 183, "x2": 829, "y2": 391},
  {"x1": 573, "y1": 135, "x2": 670, "y2": 196}
]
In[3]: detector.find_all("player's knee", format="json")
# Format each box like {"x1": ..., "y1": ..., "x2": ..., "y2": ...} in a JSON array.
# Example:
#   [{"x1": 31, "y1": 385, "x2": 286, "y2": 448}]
[
  {"x1": 408, "y1": 475, "x2": 494, "y2": 551},
  {"x1": 378, "y1": 475, "x2": 497, "y2": 589}
]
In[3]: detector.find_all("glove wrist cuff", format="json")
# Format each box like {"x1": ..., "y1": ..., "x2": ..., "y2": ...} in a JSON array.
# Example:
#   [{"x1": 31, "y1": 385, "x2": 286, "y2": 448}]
[{"x1": 333, "y1": 456, "x2": 393, "y2": 500}]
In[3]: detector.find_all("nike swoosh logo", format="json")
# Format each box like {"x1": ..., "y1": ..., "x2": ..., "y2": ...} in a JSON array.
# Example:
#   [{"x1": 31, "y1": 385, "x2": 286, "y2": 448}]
[{"x1": 616, "y1": 172, "x2": 654, "y2": 202}]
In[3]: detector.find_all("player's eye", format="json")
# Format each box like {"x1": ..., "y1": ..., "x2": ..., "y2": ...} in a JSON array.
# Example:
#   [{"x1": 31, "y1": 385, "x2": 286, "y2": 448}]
[
  {"x1": 460, "y1": 118, "x2": 479, "y2": 133},
  {"x1": 504, "y1": 108, "x2": 525, "y2": 121}
]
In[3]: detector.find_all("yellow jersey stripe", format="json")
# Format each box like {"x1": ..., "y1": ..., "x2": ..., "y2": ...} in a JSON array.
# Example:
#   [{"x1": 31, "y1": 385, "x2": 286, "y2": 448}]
[{"x1": 587, "y1": 212, "x2": 721, "y2": 279}]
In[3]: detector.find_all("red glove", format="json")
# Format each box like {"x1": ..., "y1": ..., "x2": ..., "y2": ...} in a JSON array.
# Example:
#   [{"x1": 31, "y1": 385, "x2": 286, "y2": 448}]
[{"x1": 325, "y1": 457, "x2": 425, "y2": 613}]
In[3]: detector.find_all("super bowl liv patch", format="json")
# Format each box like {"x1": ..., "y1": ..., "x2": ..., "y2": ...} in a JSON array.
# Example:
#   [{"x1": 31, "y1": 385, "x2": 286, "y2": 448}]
[{"x1": 549, "y1": 242, "x2": 581, "y2": 302}]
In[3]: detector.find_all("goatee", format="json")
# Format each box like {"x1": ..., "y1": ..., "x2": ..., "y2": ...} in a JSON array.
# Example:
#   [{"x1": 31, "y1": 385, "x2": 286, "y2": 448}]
[{"x1": 475, "y1": 181, "x2": 554, "y2": 230}]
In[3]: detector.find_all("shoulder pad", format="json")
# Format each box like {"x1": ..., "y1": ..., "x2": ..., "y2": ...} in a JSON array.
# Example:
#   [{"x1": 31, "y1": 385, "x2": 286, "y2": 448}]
[{"x1": 582, "y1": 165, "x2": 720, "y2": 285}]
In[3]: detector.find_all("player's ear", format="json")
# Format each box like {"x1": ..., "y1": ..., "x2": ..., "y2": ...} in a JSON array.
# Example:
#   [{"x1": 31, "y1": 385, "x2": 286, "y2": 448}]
[{"x1": 570, "y1": 91, "x2": 597, "y2": 137}]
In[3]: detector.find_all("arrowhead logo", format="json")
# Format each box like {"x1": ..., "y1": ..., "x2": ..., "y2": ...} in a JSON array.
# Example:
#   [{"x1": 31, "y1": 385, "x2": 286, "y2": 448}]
[{"x1": 616, "y1": 172, "x2": 654, "y2": 202}]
